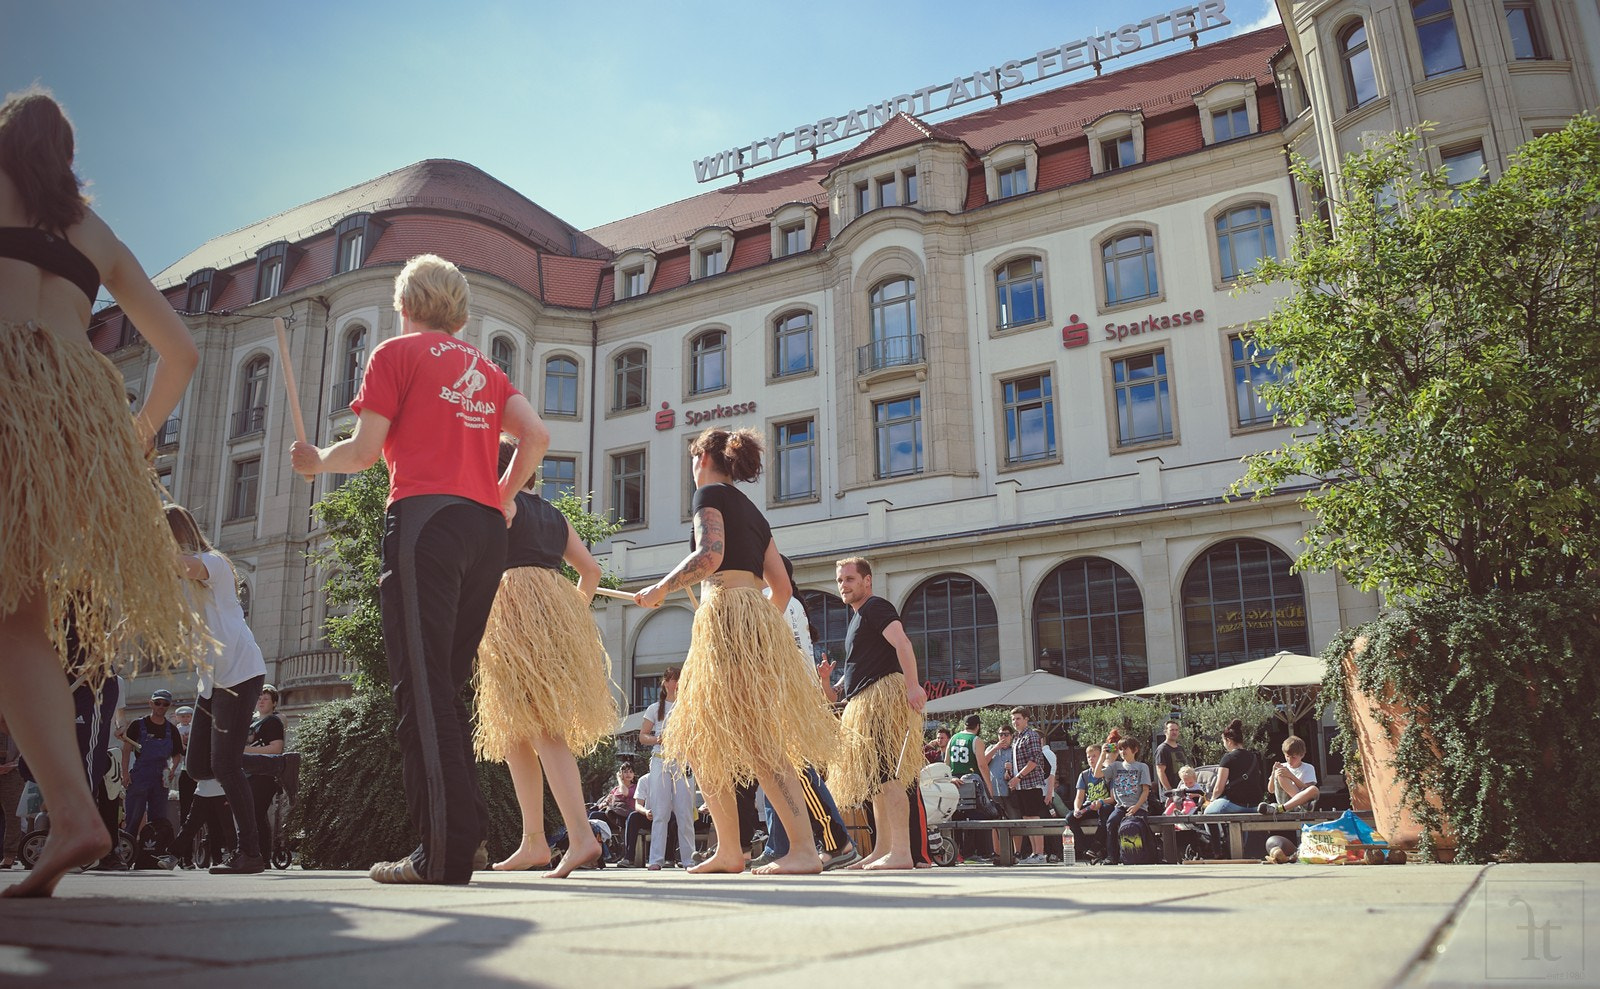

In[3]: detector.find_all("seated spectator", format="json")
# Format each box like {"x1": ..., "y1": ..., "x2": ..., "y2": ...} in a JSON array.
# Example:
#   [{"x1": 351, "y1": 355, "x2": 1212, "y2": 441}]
[
  {"x1": 1167, "y1": 766, "x2": 1204, "y2": 814},
  {"x1": 925, "y1": 728, "x2": 951, "y2": 765},
  {"x1": 1068, "y1": 744, "x2": 1112, "y2": 862},
  {"x1": 1205, "y1": 719, "x2": 1265, "y2": 814},
  {"x1": 593, "y1": 762, "x2": 637, "y2": 833},
  {"x1": 1105, "y1": 737, "x2": 1152, "y2": 865},
  {"x1": 1260, "y1": 736, "x2": 1320, "y2": 815}
]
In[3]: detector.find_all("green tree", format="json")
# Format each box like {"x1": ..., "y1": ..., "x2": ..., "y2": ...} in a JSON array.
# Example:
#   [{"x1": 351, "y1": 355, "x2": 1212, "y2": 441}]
[
  {"x1": 1178, "y1": 687, "x2": 1276, "y2": 767},
  {"x1": 1235, "y1": 118, "x2": 1600, "y2": 599},
  {"x1": 1069, "y1": 696, "x2": 1166, "y2": 755}
]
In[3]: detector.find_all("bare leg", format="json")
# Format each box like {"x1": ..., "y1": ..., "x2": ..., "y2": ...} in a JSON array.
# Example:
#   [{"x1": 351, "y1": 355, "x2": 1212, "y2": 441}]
[
  {"x1": 492, "y1": 739, "x2": 551, "y2": 871},
  {"x1": 687, "y1": 786, "x2": 744, "y2": 875},
  {"x1": 750, "y1": 765, "x2": 822, "y2": 875},
  {"x1": 1281, "y1": 786, "x2": 1320, "y2": 811},
  {"x1": 0, "y1": 596, "x2": 111, "y2": 898},
  {"x1": 532, "y1": 734, "x2": 602, "y2": 879},
  {"x1": 850, "y1": 790, "x2": 890, "y2": 869},
  {"x1": 862, "y1": 785, "x2": 913, "y2": 871}
]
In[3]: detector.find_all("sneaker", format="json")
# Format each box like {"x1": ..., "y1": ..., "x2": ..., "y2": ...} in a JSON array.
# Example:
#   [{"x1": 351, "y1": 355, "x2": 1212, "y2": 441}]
[
  {"x1": 821, "y1": 846, "x2": 860, "y2": 871},
  {"x1": 646, "y1": 863, "x2": 663, "y2": 871},
  {"x1": 369, "y1": 857, "x2": 425, "y2": 883},
  {"x1": 1257, "y1": 802, "x2": 1281, "y2": 816},
  {"x1": 1018, "y1": 853, "x2": 1046, "y2": 865},
  {"x1": 965, "y1": 854, "x2": 992, "y2": 865},
  {"x1": 211, "y1": 853, "x2": 266, "y2": 875},
  {"x1": 1046, "y1": 854, "x2": 1061, "y2": 864}
]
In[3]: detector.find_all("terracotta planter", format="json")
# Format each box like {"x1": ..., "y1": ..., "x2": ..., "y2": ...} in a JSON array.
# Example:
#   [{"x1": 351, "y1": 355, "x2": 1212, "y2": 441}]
[{"x1": 1341, "y1": 636, "x2": 1456, "y2": 860}]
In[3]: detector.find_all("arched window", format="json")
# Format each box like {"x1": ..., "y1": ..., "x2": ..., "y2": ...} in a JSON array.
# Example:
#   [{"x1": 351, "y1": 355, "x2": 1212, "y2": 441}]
[
  {"x1": 865, "y1": 277, "x2": 920, "y2": 370},
  {"x1": 902, "y1": 573, "x2": 1000, "y2": 690},
  {"x1": 544, "y1": 356, "x2": 578, "y2": 416},
  {"x1": 1101, "y1": 230, "x2": 1159, "y2": 305},
  {"x1": 690, "y1": 330, "x2": 727, "y2": 394},
  {"x1": 995, "y1": 256, "x2": 1046, "y2": 329},
  {"x1": 1032, "y1": 558, "x2": 1148, "y2": 691},
  {"x1": 631, "y1": 608, "x2": 694, "y2": 711},
  {"x1": 773, "y1": 311, "x2": 814, "y2": 377},
  {"x1": 612, "y1": 348, "x2": 647, "y2": 411},
  {"x1": 232, "y1": 356, "x2": 269, "y2": 438},
  {"x1": 490, "y1": 335, "x2": 515, "y2": 378},
  {"x1": 334, "y1": 325, "x2": 367, "y2": 411},
  {"x1": 1412, "y1": 0, "x2": 1464, "y2": 78},
  {"x1": 1181, "y1": 538, "x2": 1309, "y2": 675},
  {"x1": 1215, "y1": 204, "x2": 1278, "y2": 281},
  {"x1": 1339, "y1": 21, "x2": 1378, "y2": 109}
]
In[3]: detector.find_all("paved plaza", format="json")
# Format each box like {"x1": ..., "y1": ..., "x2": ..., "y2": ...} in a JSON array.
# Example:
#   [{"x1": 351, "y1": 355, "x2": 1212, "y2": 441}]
[{"x1": 2, "y1": 861, "x2": 1594, "y2": 988}]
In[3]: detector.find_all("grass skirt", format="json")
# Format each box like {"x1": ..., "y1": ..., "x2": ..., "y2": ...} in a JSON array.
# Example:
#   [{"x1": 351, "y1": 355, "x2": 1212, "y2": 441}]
[
  {"x1": 473, "y1": 566, "x2": 618, "y2": 761},
  {"x1": 826, "y1": 673, "x2": 923, "y2": 807},
  {"x1": 659, "y1": 585, "x2": 839, "y2": 794},
  {"x1": 0, "y1": 321, "x2": 205, "y2": 683}
]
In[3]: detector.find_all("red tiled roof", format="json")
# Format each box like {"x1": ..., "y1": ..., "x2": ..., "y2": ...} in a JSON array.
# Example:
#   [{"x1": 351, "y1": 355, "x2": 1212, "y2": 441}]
[
  {"x1": 836, "y1": 113, "x2": 967, "y2": 167},
  {"x1": 541, "y1": 254, "x2": 609, "y2": 310}
]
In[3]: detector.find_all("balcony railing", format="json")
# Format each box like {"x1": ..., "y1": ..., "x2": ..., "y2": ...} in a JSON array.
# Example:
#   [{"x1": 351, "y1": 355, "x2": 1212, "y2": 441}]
[
  {"x1": 857, "y1": 333, "x2": 925, "y2": 375},
  {"x1": 331, "y1": 377, "x2": 361, "y2": 411},
  {"x1": 277, "y1": 649, "x2": 354, "y2": 690},
  {"x1": 230, "y1": 405, "x2": 266, "y2": 439},
  {"x1": 155, "y1": 417, "x2": 180, "y2": 451}
]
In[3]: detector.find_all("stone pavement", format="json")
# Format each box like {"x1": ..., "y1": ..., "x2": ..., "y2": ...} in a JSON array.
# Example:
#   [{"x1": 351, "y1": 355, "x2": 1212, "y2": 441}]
[{"x1": 1, "y1": 862, "x2": 1595, "y2": 988}]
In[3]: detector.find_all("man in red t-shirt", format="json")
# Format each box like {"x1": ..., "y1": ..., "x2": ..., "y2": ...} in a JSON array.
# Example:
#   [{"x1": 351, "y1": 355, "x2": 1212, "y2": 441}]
[{"x1": 291, "y1": 254, "x2": 548, "y2": 885}]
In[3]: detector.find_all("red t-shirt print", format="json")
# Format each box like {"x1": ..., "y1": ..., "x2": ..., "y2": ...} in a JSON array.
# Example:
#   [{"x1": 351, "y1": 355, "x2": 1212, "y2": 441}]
[{"x1": 350, "y1": 332, "x2": 517, "y2": 510}]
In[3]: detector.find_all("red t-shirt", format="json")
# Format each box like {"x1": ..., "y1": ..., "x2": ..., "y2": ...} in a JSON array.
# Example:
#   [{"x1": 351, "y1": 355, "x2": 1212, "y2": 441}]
[{"x1": 350, "y1": 331, "x2": 516, "y2": 509}]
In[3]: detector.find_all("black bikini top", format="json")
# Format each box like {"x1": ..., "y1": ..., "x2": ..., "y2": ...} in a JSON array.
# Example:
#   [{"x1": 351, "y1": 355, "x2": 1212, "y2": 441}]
[{"x1": 0, "y1": 227, "x2": 100, "y2": 303}]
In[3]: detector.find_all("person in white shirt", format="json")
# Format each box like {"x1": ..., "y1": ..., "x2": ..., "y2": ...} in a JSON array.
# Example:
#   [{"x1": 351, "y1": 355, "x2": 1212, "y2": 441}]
[
  {"x1": 639, "y1": 668, "x2": 697, "y2": 870},
  {"x1": 1261, "y1": 735, "x2": 1320, "y2": 815}
]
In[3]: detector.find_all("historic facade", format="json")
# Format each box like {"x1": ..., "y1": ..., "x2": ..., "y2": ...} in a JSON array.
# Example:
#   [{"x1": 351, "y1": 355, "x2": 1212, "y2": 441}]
[{"x1": 94, "y1": 9, "x2": 1596, "y2": 724}]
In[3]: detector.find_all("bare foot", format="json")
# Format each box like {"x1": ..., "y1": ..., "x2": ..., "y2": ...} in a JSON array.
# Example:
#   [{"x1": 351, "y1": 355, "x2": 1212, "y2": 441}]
[
  {"x1": 862, "y1": 853, "x2": 915, "y2": 871},
  {"x1": 846, "y1": 852, "x2": 885, "y2": 871},
  {"x1": 544, "y1": 837, "x2": 602, "y2": 879},
  {"x1": 491, "y1": 836, "x2": 552, "y2": 872},
  {"x1": 686, "y1": 850, "x2": 745, "y2": 875},
  {"x1": 2, "y1": 820, "x2": 109, "y2": 898},
  {"x1": 752, "y1": 850, "x2": 823, "y2": 876}
]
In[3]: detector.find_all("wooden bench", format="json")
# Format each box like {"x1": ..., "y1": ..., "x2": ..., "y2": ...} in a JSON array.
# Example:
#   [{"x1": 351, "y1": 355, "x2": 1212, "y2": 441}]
[{"x1": 940, "y1": 810, "x2": 1345, "y2": 865}]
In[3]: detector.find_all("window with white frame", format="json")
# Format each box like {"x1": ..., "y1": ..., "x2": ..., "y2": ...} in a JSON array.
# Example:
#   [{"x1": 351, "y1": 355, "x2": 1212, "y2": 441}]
[
  {"x1": 227, "y1": 457, "x2": 261, "y2": 521},
  {"x1": 1002, "y1": 372, "x2": 1055, "y2": 465},
  {"x1": 233, "y1": 356, "x2": 269, "y2": 438},
  {"x1": 1102, "y1": 230, "x2": 1160, "y2": 305},
  {"x1": 614, "y1": 249, "x2": 657, "y2": 300},
  {"x1": 781, "y1": 223, "x2": 807, "y2": 257},
  {"x1": 774, "y1": 418, "x2": 817, "y2": 502},
  {"x1": 1413, "y1": 0, "x2": 1465, "y2": 78},
  {"x1": 539, "y1": 455, "x2": 577, "y2": 502},
  {"x1": 612, "y1": 349, "x2": 647, "y2": 411},
  {"x1": 1505, "y1": 2, "x2": 1549, "y2": 60},
  {"x1": 864, "y1": 277, "x2": 920, "y2": 372},
  {"x1": 1339, "y1": 21, "x2": 1379, "y2": 109},
  {"x1": 257, "y1": 257, "x2": 284, "y2": 301},
  {"x1": 185, "y1": 269, "x2": 214, "y2": 312},
  {"x1": 698, "y1": 245, "x2": 725, "y2": 278},
  {"x1": 490, "y1": 335, "x2": 514, "y2": 377},
  {"x1": 1101, "y1": 136, "x2": 1136, "y2": 171},
  {"x1": 333, "y1": 325, "x2": 367, "y2": 411},
  {"x1": 1212, "y1": 105, "x2": 1251, "y2": 143},
  {"x1": 690, "y1": 330, "x2": 727, "y2": 394},
  {"x1": 610, "y1": 449, "x2": 646, "y2": 526},
  {"x1": 624, "y1": 268, "x2": 648, "y2": 297},
  {"x1": 1112, "y1": 351, "x2": 1174, "y2": 446},
  {"x1": 544, "y1": 356, "x2": 578, "y2": 416},
  {"x1": 773, "y1": 310, "x2": 814, "y2": 377},
  {"x1": 1230, "y1": 334, "x2": 1288, "y2": 429},
  {"x1": 1215, "y1": 204, "x2": 1277, "y2": 282},
  {"x1": 337, "y1": 227, "x2": 364, "y2": 274},
  {"x1": 997, "y1": 163, "x2": 1029, "y2": 197},
  {"x1": 874, "y1": 395, "x2": 923, "y2": 478},
  {"x1": 995, "y1": 256, "x2": 1047, "y2": 329}
]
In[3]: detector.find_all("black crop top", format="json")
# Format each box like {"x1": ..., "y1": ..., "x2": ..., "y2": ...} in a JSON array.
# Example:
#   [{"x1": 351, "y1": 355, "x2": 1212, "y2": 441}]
[
  {"x1": 505, "y1": 491, "x2": 568, "y2": 570},
  {"x1": 0, "y1": 227, "x2": 100, "y2": 303},
  {"x1": 690, "y1": 483, "x2": 771, "y2": 577}
]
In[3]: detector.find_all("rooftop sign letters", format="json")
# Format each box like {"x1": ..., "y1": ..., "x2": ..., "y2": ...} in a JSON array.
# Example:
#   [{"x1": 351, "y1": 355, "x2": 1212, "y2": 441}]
[{"x1": 691, "y1": 1, "x2": 1232, "y2": 183}]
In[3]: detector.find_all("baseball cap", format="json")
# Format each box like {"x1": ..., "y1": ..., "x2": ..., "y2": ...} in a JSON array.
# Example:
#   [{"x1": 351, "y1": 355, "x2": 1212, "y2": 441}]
[
  {"x1": 150, "y1": 688, "x2": 174, "y2": 703},
  {"x1": 175, "y1": 705, "x2": 194, "y2": 716}
]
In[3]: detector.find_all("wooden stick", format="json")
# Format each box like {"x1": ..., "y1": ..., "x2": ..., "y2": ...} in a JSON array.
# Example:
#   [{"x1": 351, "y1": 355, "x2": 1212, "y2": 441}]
[
  {"x1": 273, "y1": 317, "x2": 312, "y2": 481},
  {"x1": 683, "y1": 585, "x2": 699, "y2": 609},
  {"x1": 593, "y1": 587, "x2": 638, "y2": 602}
]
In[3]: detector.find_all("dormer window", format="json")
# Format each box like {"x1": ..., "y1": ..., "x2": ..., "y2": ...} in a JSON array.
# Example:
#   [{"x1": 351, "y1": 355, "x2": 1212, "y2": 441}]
[
  {"x1": 332, "y1": 213, "x2": 384, "y2": 275},
  {"x1": 1194, "y1": 80, "x2": 1260, "y2": 145},
  {"x1": 254, "y1": 241, "x2": 299, "y2": 302},
  {"x1": 768, "y1": 202, "x2": 819, "y2": 259},
  {"x1": 1085, "y1": 112, "x2": 1146, "y2": 175},
  {"x1": 1102, "y1": 137, "x2": 1136, "y2": 170},
  {"x1": 688, "y1": 227, "x2": 734, "y2": 282},
  {"x1": 185, "y1": 269, "x2": 216, "y2": 312},
  {"x1": 698, "y1": 245, "x2": 725, "y2": 278},
  {"x1": 982, "y1": 142, "x2": 1038, "y2": 202},
  {"x1": 613, "y1": 248, "x2": 658, "y2": 300}
]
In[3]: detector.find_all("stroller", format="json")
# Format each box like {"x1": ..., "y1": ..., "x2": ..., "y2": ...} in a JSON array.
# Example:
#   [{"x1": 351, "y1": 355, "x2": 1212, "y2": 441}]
[
  {"x1": 919, "y1": 763, "x2": 963, "y2": 867},
  {"x1": 1160, "y1": 775, "x2": 1217, "y2": 862}
]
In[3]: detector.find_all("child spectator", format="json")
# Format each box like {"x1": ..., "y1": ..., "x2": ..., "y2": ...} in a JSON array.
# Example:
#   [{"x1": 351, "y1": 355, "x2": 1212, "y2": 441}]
[{"x1": 1260, "y1": 736, "x2": 1320, "y2": 814}]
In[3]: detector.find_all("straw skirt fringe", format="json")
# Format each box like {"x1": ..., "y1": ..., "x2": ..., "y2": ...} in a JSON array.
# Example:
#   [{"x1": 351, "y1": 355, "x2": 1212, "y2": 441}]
[
  {"x1": 0, "y1": 321, "x2": 205, "y2": 683},
  {"x1": 474, "y1": 566, "x2": 618, "y2": 761},
  {"x1": 825, "y1": 673, "x2": 923, "y2": 807},
  {"x1": 659, "y1": 585, "x2": 839, "y2": 794}
]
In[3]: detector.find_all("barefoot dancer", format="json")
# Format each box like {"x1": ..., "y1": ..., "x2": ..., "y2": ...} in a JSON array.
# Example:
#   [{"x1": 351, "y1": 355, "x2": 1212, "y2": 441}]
[
  {"x1": 0, "y1": 89, "x2": 204, "y2": 898},
  {"x1": 824, "y1": 557, "x2": 928, "y2": 871},
  {"x1": 291, "y1": 254, "x2": 548, "y2": 885},
  {"x1": 476, "y1": 441, "x2": 617, "y2": 879},
  {"x1": 633, "y1": 428, "x2": 838, "y2": 876}
]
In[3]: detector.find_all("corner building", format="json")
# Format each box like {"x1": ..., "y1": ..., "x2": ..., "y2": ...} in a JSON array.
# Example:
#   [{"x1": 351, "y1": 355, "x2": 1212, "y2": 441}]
[{"x1": 91, "y1": 15, "x2": 1596, "y2": 723}]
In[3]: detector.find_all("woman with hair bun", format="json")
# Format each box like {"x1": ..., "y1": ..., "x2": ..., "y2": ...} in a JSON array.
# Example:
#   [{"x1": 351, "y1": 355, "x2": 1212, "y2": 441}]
[
  {"x1": 0, "y1": 87, "x2": 204, "y2": 897},
  {"x1": 1205, "y1": 718, "x2": 1265, "y2": 814},
  {"x1": 634, "y1": 427, "x2": 839, "y2": 875}
]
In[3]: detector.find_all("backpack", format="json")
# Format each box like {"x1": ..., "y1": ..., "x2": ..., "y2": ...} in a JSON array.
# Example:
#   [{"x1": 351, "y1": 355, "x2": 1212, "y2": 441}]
[{"x1": 1119, "y1": 812, "x2": 1153, "y2": 864}]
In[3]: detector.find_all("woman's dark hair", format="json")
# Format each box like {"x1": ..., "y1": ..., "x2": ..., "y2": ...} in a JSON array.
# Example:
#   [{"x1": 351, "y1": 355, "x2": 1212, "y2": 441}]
[
  {"x1": 498, "y1": 438, "x2": 536, "y2": 490},
  {"x1": 690, "y1": 427, "x2": 763, "y2": 483},
  {"x1": 0, "y1": 88, "x2": 88, "y2": 233},
  {"x1": 1222, "y1": 718, "x2": 1245, "y2": 745}
]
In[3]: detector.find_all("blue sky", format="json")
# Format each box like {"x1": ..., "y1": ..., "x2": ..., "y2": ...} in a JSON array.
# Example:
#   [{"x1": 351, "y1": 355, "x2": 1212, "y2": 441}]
[{"x1": 3, "y1": 0, "x2": 1280, "y2": 278}]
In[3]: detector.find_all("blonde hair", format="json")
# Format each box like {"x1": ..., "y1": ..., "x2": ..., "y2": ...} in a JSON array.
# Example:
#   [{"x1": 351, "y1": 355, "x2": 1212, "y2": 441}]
[
  {"x1": 1179, "y1": 764, "x2": 1197, "y2": 779},
  {"x1": 392, "y1": 254, "x2": 469, "y2": 332},
  {"x1": 835, "y1": 556, "x2": 872, "y2": 577}
]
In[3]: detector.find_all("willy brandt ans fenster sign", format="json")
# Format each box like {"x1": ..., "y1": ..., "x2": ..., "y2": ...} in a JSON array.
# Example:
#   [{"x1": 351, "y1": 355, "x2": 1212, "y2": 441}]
[{"x1": 691, "y1": 1, "x2": 1234, "y2": 183}]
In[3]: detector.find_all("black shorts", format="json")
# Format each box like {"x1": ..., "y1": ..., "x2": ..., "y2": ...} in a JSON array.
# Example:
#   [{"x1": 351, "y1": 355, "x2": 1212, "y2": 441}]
[{"x1": 1013, "y1": 787, "x2": 1045, "y2": 816}]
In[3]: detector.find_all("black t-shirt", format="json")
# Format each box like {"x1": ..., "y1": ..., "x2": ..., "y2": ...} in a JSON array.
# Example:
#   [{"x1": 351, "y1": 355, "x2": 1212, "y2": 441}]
[
  {"x1": 1154, "y1": 740, "x2": 1187, "y2": 789},
  {"x1": 505, "y1": 491, "x2": 567, "y2": 571},
  {"x1": 1220, "y1": 747, "x2": 1264, "y2": 804},
  {"x1": 250, "y1": 713, "x2": 285, "y2": 749},
  {"x1": 690, "y1": 483, "x2": 771, "y2": 577},
  {"x1": 842, "y1": 596, "x2": 903, "y2": 700}
]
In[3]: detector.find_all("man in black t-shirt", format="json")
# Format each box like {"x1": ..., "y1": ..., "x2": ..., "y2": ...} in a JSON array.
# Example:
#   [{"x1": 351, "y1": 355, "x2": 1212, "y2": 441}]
[
  {"x1": 1154, "y1": 720, "x2": 1188, "y2": 796},
  {"x1": 823, "y1": 557, "x2": 927, "y2": 871}
]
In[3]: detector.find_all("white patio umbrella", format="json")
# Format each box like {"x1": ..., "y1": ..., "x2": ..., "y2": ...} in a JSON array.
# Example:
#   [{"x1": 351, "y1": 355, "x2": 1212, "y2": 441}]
[
  {"x1": 615, "y1": 708, "x2": 648, "y2": 736},
  {"x1": 1129, "y1": 651, "x2": 1326, "y2": 696},
  {"x1": 922, "y1": 669, "x2": 1123, "y2": 714}
]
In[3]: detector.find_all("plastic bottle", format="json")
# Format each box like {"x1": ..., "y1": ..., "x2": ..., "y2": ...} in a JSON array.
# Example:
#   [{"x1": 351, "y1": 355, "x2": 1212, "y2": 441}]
[{"x1": 1062, "y1": 827, "x2": 1076, "y2": 866}]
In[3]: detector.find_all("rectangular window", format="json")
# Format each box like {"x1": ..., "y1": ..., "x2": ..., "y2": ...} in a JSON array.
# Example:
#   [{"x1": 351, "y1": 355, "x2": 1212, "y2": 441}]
[
  {"x1": 1414, "y1": 0, "x2": 1465, "y2": 78},
  {"x1": 874, "y1": 396, "x2": 923, "y2": 478},
  {"x1": 1212, "y1": 105, "x2": 1251, "y2": 142},
  {"x1": 855, "y1": 182, "x2": 871, "y2": 217},
  {"x1": 877, "y1": 175, "x2": 899, "y2": 208},
  {"x1": 1003, "y1": 373, "x2": 1056, "y2": 464},
  {"x1": 539, "y1": 456, "x2": 577, "y2": 502},
  {"x1": 610, "y1": 450, "x2": 645, "y2": 526},
  {"x1": 544, "y1": 358, "x2": 579, "y2": 416},
  {"x1": 774, "y1": 312, "x2": 814, "y2": 377},
  {"x1": 227, "y1": 457, "x2": 261, "y2": 521},
  {"x1": 1112, "y1": 351, "x2": 1174, "y2": 446},
  {"x1": 258, "y1": 259, "x2": 283, "y2": 300},
  {"x1": 1441, "y1": 144, "x2": 1487, "y2": 187},
  {"x1": 623, "y1": 268, "x2": 647, "y2": 299},
  {"x1": 904, "y1": 169, "x2": 919, "y2": 205},
  {"x1": 1231, "y1": 335, "x2": 1287, "y2": 428},
  {"x1": 338, "y1": 230, "x2": 364, "y2": 273},
  {"x1": 774, "y1": 418, "x2": 817, "y2": 502},
  {"x1": 156, "y1": 467, "x2": 174, "y2": 500},
  {"x1": 781, "y1": 223, "x2": 806, "y2": 257},
  {"x1": 997, "y1": 163, "x2": 1029, "y2": 197},
  {"x1": 186, "y1": 283, "x2": 209, "y2": 312},
  {"x1": 698, "y1": 247, "x2": 724, "y2": 278},
  {"x1": 613, "y1": 351, "x2": 647, "y2": 411},
  {"x1": 1505, "y1": 3, "x2": 1548, "y2": 60},
  {"x1": 1101, "y1": 136, "x2": 1136, "y2": 171}
]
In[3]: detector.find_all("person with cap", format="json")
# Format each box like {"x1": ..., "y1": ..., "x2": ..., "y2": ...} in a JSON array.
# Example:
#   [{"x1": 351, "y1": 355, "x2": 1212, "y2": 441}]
[
  {"x1": 173, "y1": 704, "x2": 195, "y2": 838},
  {"x1": 121, "y1": 689, "x2": 184, "y2": 837}
]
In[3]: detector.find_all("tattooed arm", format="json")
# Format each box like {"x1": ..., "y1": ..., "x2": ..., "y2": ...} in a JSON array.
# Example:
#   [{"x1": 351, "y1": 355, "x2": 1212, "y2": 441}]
[{"x1": 634, "y1": 507, "x2": 725, "y2": 608}]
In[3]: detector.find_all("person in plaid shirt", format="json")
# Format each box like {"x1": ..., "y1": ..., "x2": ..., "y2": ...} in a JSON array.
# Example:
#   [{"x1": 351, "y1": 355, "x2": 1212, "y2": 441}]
[{"x1": 1007, "y1": 708, "x2": 1048, "y2": 864}]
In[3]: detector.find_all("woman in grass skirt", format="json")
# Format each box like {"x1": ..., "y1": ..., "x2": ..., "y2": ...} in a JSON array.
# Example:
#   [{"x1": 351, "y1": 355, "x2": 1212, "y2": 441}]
[{"x1": 633, "y1": 428, "x2": 838, "y2": 875}]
